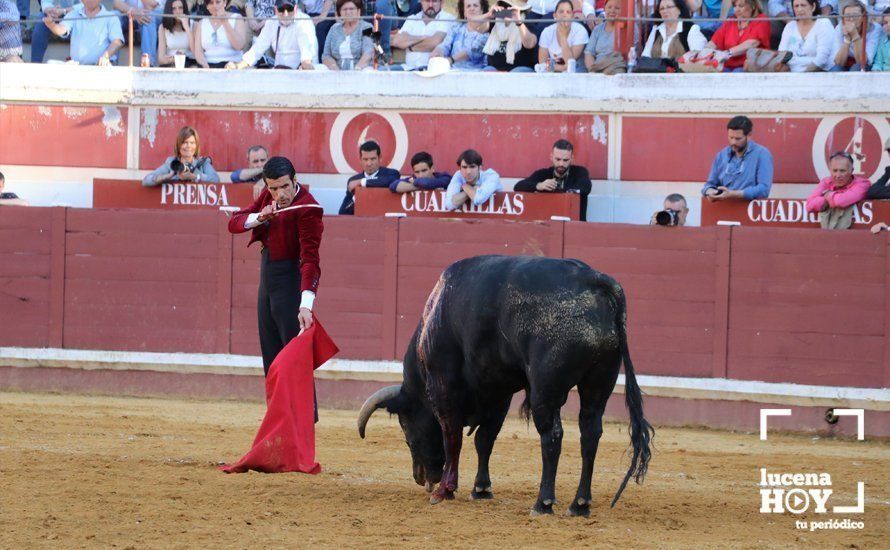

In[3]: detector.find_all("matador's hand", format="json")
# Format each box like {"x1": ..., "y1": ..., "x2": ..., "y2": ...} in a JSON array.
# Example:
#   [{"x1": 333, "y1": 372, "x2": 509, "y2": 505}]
[{"x1": 298, "y1": 308, "x2": 314, "y2": 332}]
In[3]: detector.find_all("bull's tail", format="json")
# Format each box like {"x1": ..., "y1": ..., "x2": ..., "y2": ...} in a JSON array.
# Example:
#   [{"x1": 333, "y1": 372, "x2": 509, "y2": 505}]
[{"x1": 607, "y1": 281, "x2": 655, "y2": 508}]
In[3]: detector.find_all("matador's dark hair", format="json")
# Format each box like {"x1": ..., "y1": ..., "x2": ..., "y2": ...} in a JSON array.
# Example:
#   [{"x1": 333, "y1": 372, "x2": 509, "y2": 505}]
[{"x1": 263, "y1": 156, "x2": 296, "y2": 181}]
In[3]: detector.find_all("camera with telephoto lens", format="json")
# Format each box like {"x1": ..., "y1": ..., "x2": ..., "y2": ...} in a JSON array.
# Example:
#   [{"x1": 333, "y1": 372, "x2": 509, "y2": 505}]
[
  {"x1": 170, "y1": 159, "x2": 185, "y2": 174},
  {"x1": 655, "y1": 210, "x2": 680, "y2": 226}
]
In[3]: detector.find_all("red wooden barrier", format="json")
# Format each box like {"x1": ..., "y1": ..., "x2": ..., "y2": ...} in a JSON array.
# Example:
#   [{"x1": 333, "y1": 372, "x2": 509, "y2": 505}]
[
  {"x1": 354, "y1": 188, "x2": 581, "y2": 221},
  {"x1": 93, "y1": 179, "x2": 256, "y2": 209},
  {"x1": 700, "y1": 198, "x2": 890, "y2": 228},
  {"x1": 1, "y1": 208, "x2": 887, "y2": 391}
]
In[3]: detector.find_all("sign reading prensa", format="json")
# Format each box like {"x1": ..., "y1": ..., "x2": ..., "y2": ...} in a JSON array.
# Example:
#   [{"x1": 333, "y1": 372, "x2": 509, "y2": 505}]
[
  {"x1": 701, "y1": 198, "x2": 889, "y2": 229},
  {"x1": 354, "y1": 188, "x2": 580, "y2": 221},
  {"x1": 93, "y1": 179, "x2": 256, "y2": 209}
]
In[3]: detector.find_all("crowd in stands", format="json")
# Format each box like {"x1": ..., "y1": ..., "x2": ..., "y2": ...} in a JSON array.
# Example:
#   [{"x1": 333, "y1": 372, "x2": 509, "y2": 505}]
[
  {"x1": 126, "y1": 116, "x2": 890, "y2": 231},
  {"x1": 3, "y1": 0, "x2": 890, "y2": 70}
]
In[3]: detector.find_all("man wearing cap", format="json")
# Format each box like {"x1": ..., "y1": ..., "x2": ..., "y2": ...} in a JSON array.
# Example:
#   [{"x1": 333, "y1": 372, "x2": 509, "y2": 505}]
[
  {"x1": 228, "y1": 156, "x2": 324, "y2": 376},
  {"x1": 227, "y1": 0, "x2": 318, "y2": 69},
  {"x1": 866, "y1": 137, "x2": 890, "y2": 200},
  {"x1": 391, "y1": 0, "x2": 456, "y2": 70}
]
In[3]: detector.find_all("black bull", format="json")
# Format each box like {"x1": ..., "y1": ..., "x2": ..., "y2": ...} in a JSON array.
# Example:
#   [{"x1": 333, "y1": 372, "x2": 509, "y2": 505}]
[{"x1": 357, "y1": 255, "x2": 654, "y2": 516}]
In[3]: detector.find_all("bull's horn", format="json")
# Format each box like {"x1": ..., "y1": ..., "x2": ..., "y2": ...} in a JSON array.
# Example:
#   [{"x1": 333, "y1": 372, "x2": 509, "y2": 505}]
[{"x1": 357, "y1": 385, "x2": 401, "y2": 439}]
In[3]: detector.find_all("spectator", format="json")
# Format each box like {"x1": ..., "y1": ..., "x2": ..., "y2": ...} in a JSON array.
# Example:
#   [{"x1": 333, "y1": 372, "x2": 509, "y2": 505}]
[
  {"x1": 112, "y1": 0, "x2": 163, "y2": 66},
  {"x1": 865, "y1": 136, "x2": 890, "y2": 199},
  {"x1": 584, "y1": 0, "x2": 627, "y2": 74},
  {"x1": 872, "y1": 7, "x2": 890, "y2": 71},
  {"x1": 363, "y1": 0, "x2": 397, "y2": 58},
  {"x1": 390, "y1": 151, "x2": 451, "y2": 193},
  {"x1": 193, "y1": 0, "x2": 247, "y2": 68},
  {"x1": 513, "y1": 139, "x2": 592, "y2": 221},
  {"x1": 231, "y1": 144, "x2": 269, "y2": 199},
  {"x1": 702, "y1": 116, "x2": 773, "y2": 201},
  {"x1": 702, "y1": 0, "x2": 770, "y2": 72},
  {"x1": 581, "y1": 0, "x2": 604, "y2": 31},
  {"x1": 322, "y1": 0, "x2": 374, "y2": 70},
  {"x1": 525, "y1": 0, "x2": 555, "y2": 37},
  {"x1": 303, "y1": 0, "x2": 335, "y2": 63},
  {"x1": 641, "y1": 0, "x2": 707, "y2": 60},
  {"x1": 831, "y1": 0, "x2": 881, "y2": 71},
  {"x1": 245, "y1": 0, "x2": 276, "y2": 37},
  {"x1": 482, "y1": 0, "x2": 538, "y2": 72},
  {"x1": 445, "y1": 149, "x2": 502, "y2": 210},
  {"x1": 157, "y1": 0, "x2": 194, "y2": 67},
  {"x1": 30, "y1": 0, "x2": 79, "y2": 63},
  {"x1": 338, "y1": 140, "x2": 401, "y2": 215},
  {"x1": 778, "y1": 0, "x2": 835, "y2": 72},
  {"x1": 696, "y1": 0, "x2": 730, "y2": 38},
  {"x1": 143, "y1": 126, "x2": 220, "y2": 186},
  {"x1": 649, "y1": 193, "x2": 689, "y2": 226},
  {"x1": 537, "y1": 0, "x2": 588, "y2": 71},
  {"x1": 0, "y1": 0, "x2": 23, "y2": 63},
  {"x1": 430, "y1": 0, "x2": 491, "y2": 71},
  {"x1": 391, "y1": 0, "x2": 456, "y2": 70},
  {"x1": 42, "y1": 0, "x2": 125, "y2": 66},
  {"x1": 0, "y1": 171, "x2": 29, "y2": 206},
  {"x1": 805, "y1": 151, "x2": 870, "y2": 229},
  {"x1": 227, "y1": 0, "x2": 317, "y2": 69}
]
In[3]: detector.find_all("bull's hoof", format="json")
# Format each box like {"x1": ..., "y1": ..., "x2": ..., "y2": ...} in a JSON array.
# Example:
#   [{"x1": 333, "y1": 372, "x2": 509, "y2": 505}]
[
  {"x1": 471, "y1": 486, "x2": 493, "y2": 500},
  {"x1": 530, "y1": 499, "x2": 555, "y2": 516},
  {"x1": 429, "y1": 487, "x2": 455, "y2": 504},
  {"x1": 567, "y1": 498, "x2": 591, "y2": 517}
]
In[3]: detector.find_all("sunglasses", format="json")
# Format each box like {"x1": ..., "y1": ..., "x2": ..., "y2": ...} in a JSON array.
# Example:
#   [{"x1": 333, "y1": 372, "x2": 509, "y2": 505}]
[{"x1": 279, "y1": 5, "x2": 294, "y2": 12}]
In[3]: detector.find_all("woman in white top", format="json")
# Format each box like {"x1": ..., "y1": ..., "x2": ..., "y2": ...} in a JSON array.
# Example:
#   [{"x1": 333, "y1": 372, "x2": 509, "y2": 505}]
[
  {"x1": 642, "y1": 0, "x2": 707, "y2": 59},
  {"x1": 194, "y1": 0, "x2": 247, "y2": 68},
  {"x1": 538, "y1": 0, "x2": 589, "y2": 71},
  {"x1": 158, "y1": 0, "x2": 194, "y2": 66},
  {"x1": 778, "y1": 0, "x2": 835, "y2": 71}
]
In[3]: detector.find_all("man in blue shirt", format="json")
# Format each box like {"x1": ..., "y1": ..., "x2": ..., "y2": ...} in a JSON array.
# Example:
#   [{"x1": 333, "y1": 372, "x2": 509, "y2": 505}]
[
  {"x1": 42, "y1": 0, "x2": 124, "y2": 65},
  {"x1": 702, "y1": 116, "x2": 774, "y2": 202},
  {"x1": 338, "y1": 140, "x2": 401, "y2": 215}
]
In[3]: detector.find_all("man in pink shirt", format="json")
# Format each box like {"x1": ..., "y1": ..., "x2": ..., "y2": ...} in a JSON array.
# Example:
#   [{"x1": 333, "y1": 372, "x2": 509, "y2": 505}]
[{"x1": 805, "y1": 151, "x2": 870, "y2": 230}]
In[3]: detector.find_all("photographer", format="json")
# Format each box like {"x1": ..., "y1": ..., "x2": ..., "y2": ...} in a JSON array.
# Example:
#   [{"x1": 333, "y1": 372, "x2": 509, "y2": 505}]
[
  {"x1": 514, "y1": 139, "x2": 591, "y2": 220},
  {"x1": 649, "y1": 193, "x2": 688, "y2": 227},
  {"x1": 481, "y1": 0, "x2": 538, "y2": 72},
  {"x1": 142, "y1": 126, "x2": 220, "y2": 187}
]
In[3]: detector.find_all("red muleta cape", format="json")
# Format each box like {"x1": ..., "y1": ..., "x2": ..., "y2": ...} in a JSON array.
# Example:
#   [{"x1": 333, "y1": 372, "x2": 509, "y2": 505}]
[{"x1": 220, "y1": 319, "x2": 339, "y2": 474}]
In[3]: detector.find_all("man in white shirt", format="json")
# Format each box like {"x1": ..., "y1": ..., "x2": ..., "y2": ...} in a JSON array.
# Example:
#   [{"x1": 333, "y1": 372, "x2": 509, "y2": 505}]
[
  {"x1": 445, "y1": 149, "x2": 502, "y2": 211},
  {"x1": 227, "y1": 0, "x2": 317, "y2": 69},
  {"x1": 391, "y1": 0, "x2": 455, "y2": 69}
]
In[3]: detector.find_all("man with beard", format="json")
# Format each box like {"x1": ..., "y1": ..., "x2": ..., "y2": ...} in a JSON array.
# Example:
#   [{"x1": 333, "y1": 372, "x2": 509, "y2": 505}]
[
  {"x1": 228, "y1": 156, "x2": 324, "y2": 376},
  {"x1": 391, "y1": 0, "x2": 456, "y2": 70},
  {"x1": 514, "y1": 139, "x2": 592, "y2": 221},
  {"x1": 226, "y1": 0, "x2": 318, "y2": 70},
  {"x1": 702, "y1": 116, "x2": 774, "y2": 201}
]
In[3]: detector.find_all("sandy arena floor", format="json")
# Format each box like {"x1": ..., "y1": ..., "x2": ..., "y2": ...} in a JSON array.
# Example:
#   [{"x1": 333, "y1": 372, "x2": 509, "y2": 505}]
[{"x1": 0, "y1": 392, "x2": 887, "y2": 548}]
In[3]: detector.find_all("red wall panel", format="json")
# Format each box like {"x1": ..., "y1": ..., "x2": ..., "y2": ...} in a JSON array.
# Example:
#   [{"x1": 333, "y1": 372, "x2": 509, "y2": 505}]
[
  {"x1": 0, "y1": 208, "x2": 52, "y2": 347},
  {"x1": 726, "y1": 227, "x2": 886, "y2": 387},
  {"x1": 63, "y1": 209, "x2": 220, "y2": 352},
  {"x1": 0, "y1": 105, "x2": 128, "y2": 168},
  {"x1": 564, "y1": 224, "x2": 719, "y2": 378}
]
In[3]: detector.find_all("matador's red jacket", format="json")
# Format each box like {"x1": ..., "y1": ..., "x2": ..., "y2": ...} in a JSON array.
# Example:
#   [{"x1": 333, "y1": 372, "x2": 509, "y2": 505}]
[{"x1": 228, "y1": 183, "x2": 323, "y2": 293}]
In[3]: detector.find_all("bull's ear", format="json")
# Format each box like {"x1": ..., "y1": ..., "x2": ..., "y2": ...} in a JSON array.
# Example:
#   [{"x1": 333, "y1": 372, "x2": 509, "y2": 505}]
[{"x1": 384, "y1": 393, "x2": 404, "y2": 414}]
